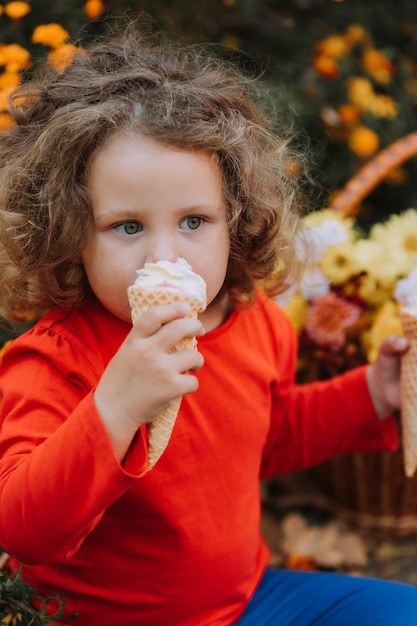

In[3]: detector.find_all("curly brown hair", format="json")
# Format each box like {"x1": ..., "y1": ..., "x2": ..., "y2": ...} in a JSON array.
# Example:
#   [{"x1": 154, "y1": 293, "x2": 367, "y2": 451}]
[{"x1": 0, "y1": 20, "x2": 310, "y2": 322}]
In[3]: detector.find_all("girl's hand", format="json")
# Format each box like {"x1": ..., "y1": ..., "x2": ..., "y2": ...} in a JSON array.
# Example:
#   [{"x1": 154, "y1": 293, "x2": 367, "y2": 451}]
[
  {"x1": 366, "y1": 334, "x2": 409, "y2": 419},
  {"x1": 93, "y1": 303, "x2": 205, "y2": 460}
]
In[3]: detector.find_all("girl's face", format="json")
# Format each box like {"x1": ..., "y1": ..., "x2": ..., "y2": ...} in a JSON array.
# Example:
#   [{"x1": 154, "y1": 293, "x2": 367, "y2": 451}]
[{"x1": 82, "y1": 133, "x2": 231, "y2": 331}]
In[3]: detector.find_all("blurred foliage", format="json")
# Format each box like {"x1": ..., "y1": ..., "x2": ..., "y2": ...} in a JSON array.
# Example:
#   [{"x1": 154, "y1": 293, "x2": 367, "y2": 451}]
[
  {"x1": 1, "y1": 0, "x2": 415, "y2": 220},
  {"x1": 1, "y1": 0, "x2": 417, "y2": 220}
]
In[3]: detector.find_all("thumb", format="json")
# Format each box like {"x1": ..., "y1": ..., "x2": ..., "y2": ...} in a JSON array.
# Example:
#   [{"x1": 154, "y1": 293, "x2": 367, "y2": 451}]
[{"x1": 378, "y1": 334, "x2": 408, "y2": 356}]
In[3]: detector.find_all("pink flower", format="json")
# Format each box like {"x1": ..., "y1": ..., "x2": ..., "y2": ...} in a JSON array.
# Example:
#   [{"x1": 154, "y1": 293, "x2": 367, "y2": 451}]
[{"x1": 305, "y1": 291, "x2": 361, "y2": 350}]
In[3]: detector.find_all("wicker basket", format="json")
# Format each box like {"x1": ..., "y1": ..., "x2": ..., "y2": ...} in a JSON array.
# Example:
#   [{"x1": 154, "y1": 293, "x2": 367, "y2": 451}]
[{"x1": 307, "y1": 132, "x2": 417, "y2": 537}]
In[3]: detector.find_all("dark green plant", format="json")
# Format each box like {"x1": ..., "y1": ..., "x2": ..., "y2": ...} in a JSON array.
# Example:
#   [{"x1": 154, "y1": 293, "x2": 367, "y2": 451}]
[{"x1": 0, "y1": 568, "x2": 69, "y2": 625}]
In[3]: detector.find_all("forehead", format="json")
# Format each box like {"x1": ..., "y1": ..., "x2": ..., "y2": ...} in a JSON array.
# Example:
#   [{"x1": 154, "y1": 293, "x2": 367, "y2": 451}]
[{"x1": 86, "y1": 133, "x2": 225, "y2": 215}]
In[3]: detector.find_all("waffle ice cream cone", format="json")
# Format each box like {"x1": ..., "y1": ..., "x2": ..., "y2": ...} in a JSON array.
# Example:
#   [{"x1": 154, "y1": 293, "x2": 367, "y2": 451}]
[
  {"x1": 127, "y1": 258, "x2": 207, "y2": 469},
  {"x1": 400, "y1": 297, "x2": 417, "y2": 477}
]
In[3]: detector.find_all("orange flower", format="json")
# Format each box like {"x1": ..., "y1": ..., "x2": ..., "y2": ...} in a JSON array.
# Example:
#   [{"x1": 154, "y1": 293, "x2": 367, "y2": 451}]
[
  {"x1": 0, "y1": 43, "x2": 30, "y2": 72},
  {"x1": 0, "y1": 86, "x2": 14, "y2": 111},
  {"x1": 362, "y1": 48, "x2": 395, "y2": 84},
  {"x1": 314, "y1": 35, "x2": 349, "y2": 59},
  {"x1": 32, "y1": 23, "x2": 70, "y2": 49},
  {"x1": 4, "y1": 1, "x2": 31, "y2": 20},
  {"x1": 305, "y1": 291, "x2": 361, "y2": 351},
  {"x1": 347, "y1": 125, "x2": 379, "y2": 158},
  {"x1": 345, "y1": 24, "x2": 369, "y2": 47},
  {"x1": 0, "y1": 111, "x2": 14, "y2": 129},
  {"x1": 313, "y1": 55, "x2": 339, "y2": 79},
  {"x1": 0, "y1": 71, "x2": 21, "y2": 89},
  {"x1": 48, "y1": 44, "x2": 83, "y2": 72},
  {"x1": 84, "y1": 0, "x2": 105, "y2": 19},
  {"x1": 337, "y1": 103, "x2": 361, "y2": 126},
  {"x1": 384, "y1": 166, "x2": 408, "y2": 186}
]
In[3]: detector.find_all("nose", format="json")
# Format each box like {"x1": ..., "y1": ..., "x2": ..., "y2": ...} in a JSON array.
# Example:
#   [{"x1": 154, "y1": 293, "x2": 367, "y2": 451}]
[{"x1": 144, "y1": 232, "x2": 179, "y2": 265}]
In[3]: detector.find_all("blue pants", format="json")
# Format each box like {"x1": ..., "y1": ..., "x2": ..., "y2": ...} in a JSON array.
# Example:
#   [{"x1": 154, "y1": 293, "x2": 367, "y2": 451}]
[{"x1": 235, "y1": 568, "x2": 417, "y2": 625}]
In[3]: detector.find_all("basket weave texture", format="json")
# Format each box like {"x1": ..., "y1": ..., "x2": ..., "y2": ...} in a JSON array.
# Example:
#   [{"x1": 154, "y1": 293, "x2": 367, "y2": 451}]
[{"x1": 308, "y1": 132, "x2": 417, "y2": 537}]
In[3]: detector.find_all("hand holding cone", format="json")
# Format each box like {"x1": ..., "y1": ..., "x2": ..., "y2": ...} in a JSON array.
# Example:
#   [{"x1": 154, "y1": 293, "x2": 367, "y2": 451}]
[{"x1": 127, "y1": 259, "x2": 207, "y2": 469}]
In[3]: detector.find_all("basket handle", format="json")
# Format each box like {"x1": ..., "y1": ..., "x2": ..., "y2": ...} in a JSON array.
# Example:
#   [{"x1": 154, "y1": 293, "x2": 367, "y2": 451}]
[{"x1": 330, "y1": 131, "x2": 417, "y2": 217}]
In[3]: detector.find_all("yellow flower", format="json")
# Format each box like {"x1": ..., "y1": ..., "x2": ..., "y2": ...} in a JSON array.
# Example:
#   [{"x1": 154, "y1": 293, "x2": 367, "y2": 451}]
[
  {"x1": 362, "y1": 48, "x2": 395, "y2": 84},
  {"x1": 354, "y1": 239, "x2": 398, "y2": 304},
  {"x1": 283, "y1": 293, "x2": 308, "y2": 334},
  {"x1": 347, "y1": 76, "x2": 399, "y2": 118},
  {"x1": 363, "y1": 300, "x2": 402, "y2": 363},
  {"x1": 347, "y1": 76, "x2": 373, "y2": 101},
  {"x1": 358, "y1": 273, "x2": 396, "y2": 306},
  {"x1": 303, "y1": 208, "x2": 354, "y2": 231},
  {"x1": 355, "y1": 236, "x2": 404, "y2": 278},
  {"x1": 4, "y1": 1, "x2": 31, "y2": 20},
  {"x1": 0, "y1": 111, "x2": 15, "y2": 129},
  {"x1": 370, "y1": 208, "x2": 417, "y2": 276},
  {"x1": 47, "y1": 44, "x2": 81, "y2": 72},
  {"x1": 314, "y1": 35, "x2": 350, "y2": 59},
  {"x1": 84, "y1": 0, "x2": 105, "y2": 19},
  {"x1": 347, "y1": 125, "x2": 379, "y2": 158},
  {"x1": 345, "y1": 24, "x2": 369, "y2": 47},
  {"x1": 0, "y1": 43, "x2": 30, "y2": 72},
  {"x1": 32, "y1": 24, "x2": 70, "y2": 49},
  {"x1": 368, "y1": 94, "x2": 398, "y2": 118},
  {"x1": 320, "y1": 241, "x2": 359, "y2": 284}
]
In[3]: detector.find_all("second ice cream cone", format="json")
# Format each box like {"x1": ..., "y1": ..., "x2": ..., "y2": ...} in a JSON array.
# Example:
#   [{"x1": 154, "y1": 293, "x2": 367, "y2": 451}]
[{"x1": 400, "y1": 302, "x2": 417, "y2": 477}]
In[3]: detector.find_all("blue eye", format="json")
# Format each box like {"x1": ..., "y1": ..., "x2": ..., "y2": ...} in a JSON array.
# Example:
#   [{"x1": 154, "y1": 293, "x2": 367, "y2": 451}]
[
  {"x1": 114, "y1": 222, "x2": 142, "y2": 235},
  {"x1": 181, "y1": 216, "x2": 203, "y2": 231}
]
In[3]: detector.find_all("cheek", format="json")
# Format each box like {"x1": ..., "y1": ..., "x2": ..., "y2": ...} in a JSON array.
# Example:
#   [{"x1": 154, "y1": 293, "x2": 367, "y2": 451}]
[{"x1": 203, "y1": 248, "x2": 230, "y2": 302}]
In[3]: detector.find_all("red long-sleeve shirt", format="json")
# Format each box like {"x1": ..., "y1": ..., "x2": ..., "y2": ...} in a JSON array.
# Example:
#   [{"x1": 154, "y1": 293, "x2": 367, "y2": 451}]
[{"x1": 0, "y1": 291, "x2": 397, "y2": 625}]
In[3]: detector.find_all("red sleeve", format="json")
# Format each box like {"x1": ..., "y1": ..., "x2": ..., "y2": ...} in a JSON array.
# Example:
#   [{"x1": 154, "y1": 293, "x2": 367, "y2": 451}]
[
  {"x1": 0, "y1": 337, "x2": 148, "y2": 564},
  {"x1": 260, "y1": 315, "x2": 399, "y2": 477}
]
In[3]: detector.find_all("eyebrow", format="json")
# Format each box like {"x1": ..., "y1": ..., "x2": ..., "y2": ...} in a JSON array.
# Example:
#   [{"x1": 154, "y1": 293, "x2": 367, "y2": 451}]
[{"x1": 94, "y1": 203, "x2": 224, "y2": 223}]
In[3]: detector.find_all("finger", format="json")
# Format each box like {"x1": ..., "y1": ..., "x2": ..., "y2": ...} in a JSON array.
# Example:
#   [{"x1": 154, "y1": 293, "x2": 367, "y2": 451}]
[
  {"x1": 173, "y1": 369, "x2": 201, "y2": 396},
  {"x1": 137, "y1": 315, "x2": 204, "y2": 354},
  {"x1": 380, "y1": 333, "x2": 409, "y2": 355},
  {"x1": 162, "y1": 317, "x2": 205, "y2": 350},
  {"x1": 132, "y1": 303, "x2": 192, "y2": 337},
  {"x1": 171, "y1": 347, "x2": 204, "y2": 374}
]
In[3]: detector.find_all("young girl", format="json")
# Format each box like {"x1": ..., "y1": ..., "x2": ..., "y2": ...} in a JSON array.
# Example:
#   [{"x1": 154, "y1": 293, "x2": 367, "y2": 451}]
[{"x1": 0, "y1": 23, "x2": 415, "y2": 626}]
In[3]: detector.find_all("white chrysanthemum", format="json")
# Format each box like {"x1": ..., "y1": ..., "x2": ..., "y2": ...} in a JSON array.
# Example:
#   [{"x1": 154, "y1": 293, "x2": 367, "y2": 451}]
[
  {"x1": 394, "y1": 266, "x2": 417, "y2": 304},
  {"x1": 304, "y1": 209, "x2": 354, "y2": 230},
  {"x1": 300, "y1": 267, "x2": 330, "y2": 301},
  {"x1": 298, "y1": 219, "x2": 352, "y2": 264}
]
